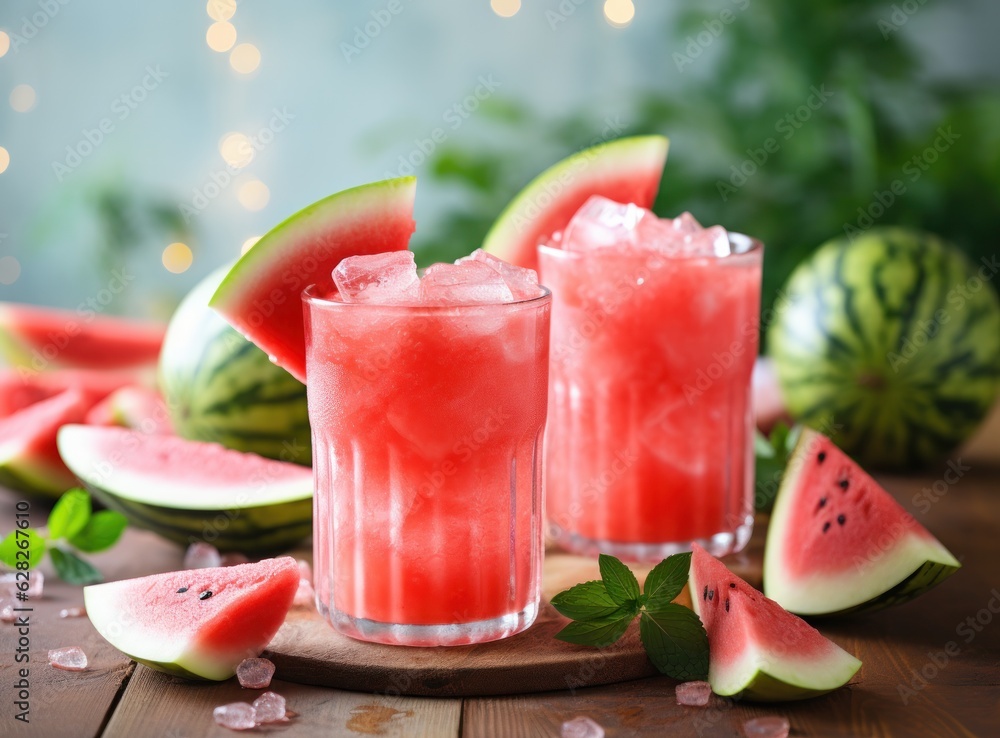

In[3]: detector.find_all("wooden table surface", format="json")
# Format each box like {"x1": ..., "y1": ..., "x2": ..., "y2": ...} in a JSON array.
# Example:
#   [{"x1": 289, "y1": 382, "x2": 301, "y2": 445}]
[{"x1": 2, "y1": 408, "x2": 999, "y2": 738}]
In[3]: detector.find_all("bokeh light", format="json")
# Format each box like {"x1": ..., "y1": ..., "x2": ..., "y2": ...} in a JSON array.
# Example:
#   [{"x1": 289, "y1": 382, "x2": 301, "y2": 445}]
[
  {"x1": 238, "y1": 179, "x2": 269, "y2": 210},
  {"x1": 10, "y1": 85, "x2": 37, "y2": 113},
  {"x1": 229, "y1": 43, "x2": 261, "y2": 74},
  {"x1": 0, "y1": 256, "x2": 21, "y2": 286},
  {"x1": 206, "y1": 21, "x2": 237, "y2": 53},
  {"x1": 491, "y1": 0, "x2": 521, "y2": 18},
  {"x1": 162, "y1": 242, "x2": 194, "y2": 274},
  {"x1": 0, "y1": 31, "x2": 10, "y2": 58},
  {"x1": 0, "y1": 147, "x2": 9, "y2": 174},
  {"x1": 241, "y1": 236, "x2": 261, "y2": 255},
  {"x1": 603, "y1": 0, "x2": 635, "y2": 27},
  {"x1": 206, "y1": 0, "x2": 237, "y2": 22},
  {"x1": 219, "y1": 132, "x2": 254, "y2": 168}
]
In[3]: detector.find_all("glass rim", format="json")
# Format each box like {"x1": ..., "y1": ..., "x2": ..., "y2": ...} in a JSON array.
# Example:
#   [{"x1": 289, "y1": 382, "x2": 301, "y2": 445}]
[
  {"x1": 302, "y1": 283, "x2": 552, "y2": 311},
  {"x1": 538, "y1": 231, "x2": 764, "y2": 262}
]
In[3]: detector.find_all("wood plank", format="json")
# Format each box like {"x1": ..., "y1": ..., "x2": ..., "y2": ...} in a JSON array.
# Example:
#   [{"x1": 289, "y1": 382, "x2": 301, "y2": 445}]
[{"x1": 101, "y1": 665, "x2": 461, "y2": 738}]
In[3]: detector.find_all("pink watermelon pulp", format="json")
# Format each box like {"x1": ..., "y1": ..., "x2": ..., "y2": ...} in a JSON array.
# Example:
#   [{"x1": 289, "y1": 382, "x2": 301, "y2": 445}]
[
  {"x1": 0, "y1": 368, "x2": 146, "y2": 418},
  {"x1": 210, "y1": 177, "x2": 417, "y2": 383},
  {"x1": 764, "y1": 428, "x2": 960, "y2": 616},
  {"x1": 0, "y1": 389, "x2": 98, "y2": 497},
  {"x1": 84, "y1": 385, "x2": 173, "y2": 435},
  {"x1": 57, "y1": 424, "x2": 313, "y2": 552},
  {"x1": 0, "y1": 302, "x2": 165, "y2": 372},
  {"x1": 84, "y1": 557, "x2": 299, "y2": 680},
  {"x1": 690, "y1": 544, "x2": 861, "y2": 701},
  {"x1": 482, "y1": 136, "x2": 668, "y2": 272}
]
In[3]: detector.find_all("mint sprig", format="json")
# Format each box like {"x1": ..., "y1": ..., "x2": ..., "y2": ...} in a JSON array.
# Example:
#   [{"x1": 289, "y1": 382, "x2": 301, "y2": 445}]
[
  {"x1": 552, "y1": 552, "x2": 709, "y2": 681},
  {"x1": 0, "y1": 489, "x2": 127, "y2": 585},
  {"x1": 754, "y1": 421, "x2": 801, "y2": 511}
]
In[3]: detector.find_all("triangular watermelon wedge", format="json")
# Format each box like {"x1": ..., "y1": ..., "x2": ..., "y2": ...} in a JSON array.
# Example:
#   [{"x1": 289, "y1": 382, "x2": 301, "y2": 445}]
[
  {"x1": 85, "y1": 557, "x2": 299, "y2": 680},
  {"x1": 690, "y1": 544, "x2": 861, "y2": 701},
  {"x1": 763, "y1": 428, "x2": 960, "y2": 616},
  {"x1": 482, "y1": 135, "x2": 668, "y2": 272},
  {"x1": 0, "y1": 388, "x2": 97, "y2": 497},
  {"x1": 210, "y1": 177, "x2": 417, "y2": 382}
]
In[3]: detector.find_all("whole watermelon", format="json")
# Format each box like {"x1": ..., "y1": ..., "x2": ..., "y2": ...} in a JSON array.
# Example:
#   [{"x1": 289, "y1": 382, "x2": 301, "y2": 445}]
[
  {"x1": 159, "y1": 266, "x2": 312, "y2": 466},
  {"x1": 769, "y1": 227, "x2": 1000, "y2": 469}
]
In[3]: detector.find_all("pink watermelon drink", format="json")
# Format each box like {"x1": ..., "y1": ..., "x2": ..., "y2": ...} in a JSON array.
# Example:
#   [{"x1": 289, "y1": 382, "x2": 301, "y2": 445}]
[
  {"x1": 539, "y1": 197, "x2": 762, "y2": 561},
  {"x1": 304, "y1": 250, "x2": 549, "y2": 646}
]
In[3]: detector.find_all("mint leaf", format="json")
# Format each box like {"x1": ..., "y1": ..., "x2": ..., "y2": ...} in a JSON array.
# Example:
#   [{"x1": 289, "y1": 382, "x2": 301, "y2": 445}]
[
  {"x1": 69, "y1": 510, "x2": 128, "y2": 553},
  {"x1": 754, "y1": 422, "x2": 801, "y2": 512},
  {"x1": 0, "y1": 529, "x2": 46, "y2": 569},
  {"x1": 643, "y1": 552, "x2": 691, "y2": 609},
  {"x1": 555, "y1": 607, "x2": 635, "y2": 647},
  {"x1": 47, "y1": 489, "x2": 92, "y2": 540},
  {"x1": 551, "y1": 580, "x2": 622, "y2": 622},
  {"x1": 639, "y1": 603, "x2": 709, "y2": 680},
  {"x1": 49, "y1": 548, "x2": 102, "y2": 585},
  {"x1": 598, "y1": 554, "x2": 640, "y2": 605}
]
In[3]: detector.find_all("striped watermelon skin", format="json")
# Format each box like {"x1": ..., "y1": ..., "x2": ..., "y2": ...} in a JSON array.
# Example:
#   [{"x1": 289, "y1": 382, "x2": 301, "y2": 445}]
[
  {"x1": 769, "y1": 228, "x2": 1000, "y2": 469},
  {"x1": 160, "y1": 268, "x2": 311, "y2": 466}
]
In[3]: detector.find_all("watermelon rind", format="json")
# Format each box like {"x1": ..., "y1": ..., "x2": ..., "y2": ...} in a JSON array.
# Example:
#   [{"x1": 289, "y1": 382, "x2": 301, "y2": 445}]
[
  {"x1": 482, "y1": 135, "x2": 669, "y2": 271},
  {"x1": 57, "y1": 425, "x2": 312, "y2": 553},
  {"x1": 768, "y1": 227, "x2": 1000, "y2": 469},
  {"x1": 763, "y1": 428, "x2": 960, "y2": 617},
  {"x1": 83, "y1": 558, "x2": 298, "y2": 681},
  {"x1": 690, "y1": 547, "x2": 862, "y2": 702},
  {"x1": 209, "y1": 177, "x2": 417, "y2": 383},
  {"x1": 160, "y1": 266, "x2": 310, "y2": 465}
]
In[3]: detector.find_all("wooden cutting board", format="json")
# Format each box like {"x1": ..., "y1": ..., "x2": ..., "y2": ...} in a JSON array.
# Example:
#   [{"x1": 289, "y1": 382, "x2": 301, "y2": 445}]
[{"x1": 264, "y1": 549, "x2": 762, "y2": 697}]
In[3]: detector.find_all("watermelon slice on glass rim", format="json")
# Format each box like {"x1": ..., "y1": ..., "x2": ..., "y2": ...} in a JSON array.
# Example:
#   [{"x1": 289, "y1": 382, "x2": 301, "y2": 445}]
[
  {"x1": 210, "y1": 177, "x2": 417, "y2": 383},
  {"x1": 764, "y1": 428, "x2": 960, "y2": 616},
  {"x1": 85, "y1": 557, "x2": 299, "y2": 681}
]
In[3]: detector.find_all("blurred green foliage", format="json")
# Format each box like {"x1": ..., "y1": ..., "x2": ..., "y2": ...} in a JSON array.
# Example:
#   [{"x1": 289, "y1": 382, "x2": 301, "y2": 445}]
[{"x1": 415, "y1": 0, "x2": 1000, "y2": 341}]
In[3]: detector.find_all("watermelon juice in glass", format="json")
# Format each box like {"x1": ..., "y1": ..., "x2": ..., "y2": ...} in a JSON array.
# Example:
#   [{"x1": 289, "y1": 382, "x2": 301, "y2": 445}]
[
  {"x1": 303, "y1": 250, "x2": 550, "y2": 646},
  {"x1": 539, "y1": 196, "x2": 763, "y2": 561}
]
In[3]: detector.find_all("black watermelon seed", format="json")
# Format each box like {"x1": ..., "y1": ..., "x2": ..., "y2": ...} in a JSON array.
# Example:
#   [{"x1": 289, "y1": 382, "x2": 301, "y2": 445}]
[
  {"x1": 839, "y1": 479, "x2": 849, "y2": 491},
  {"x1": 818, "y1": 451, "x2": 827, "y2": 463},
  {"x1": 822, "y1": 521, "x2": 831, "y2": 533},
  {"x1": 837, "y1": 514, "x2": 846, "y2": 526},
  {"x1": 729, "y1": 582, "x2": 736, "y2": 588},
  {"x1": 176, "y1": 587, "x2": 188, "y2": 593},
  {"x1": 818, "y1": 497, "x2": 827, "y2": 509},
  {"x1": 199, "y1": 590, "x2": 213, "y2": 600},
  {"x1": 725, "y1": 598, "x2": 730, "y2": 612},
  {"x1": 703, "y1": 585, "x2": 708, "y2": 601},
  {"x1": 708, "y1": 589, "x2": 714, "y2": 601}
]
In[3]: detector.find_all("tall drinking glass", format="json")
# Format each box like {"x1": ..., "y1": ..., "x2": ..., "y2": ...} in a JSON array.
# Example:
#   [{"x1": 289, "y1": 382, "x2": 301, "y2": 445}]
[
  {"x1": 303, "y1": 286, "x2": 551, "y2": 646},
  {"x1": 539, "y1": 233, "x2": 762, "y2": 561}
]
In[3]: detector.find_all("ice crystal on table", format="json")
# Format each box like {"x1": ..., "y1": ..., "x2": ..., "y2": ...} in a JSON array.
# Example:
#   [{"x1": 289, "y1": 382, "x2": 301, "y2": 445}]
[
  {"x1": 1, "y1": 597, "x2": 17, "y2": 623},
  {"x1": 296, "y1": 559, "x2": 312, "y2": 584},
  {"x1": 561, "y1": 716, "x2": 605, "y2": 738},
  {"x1": 236, "y1": 657, "x2": 275, "y2": 689},
  {"x1": 675, "y1": 680, "x2": 712, "y2": 706},
  {"x1": 252, "y1": 691, "x2": 288, "y2": 724},
  {"x1": 59, "y1": 607, "x2": 87, "y2": 618},
  {"x1": 293, "y1": 577, "x2": 315, "y2": 608},
  {"x1": 213, "y1": 702, "x2": 256, "y2": 731},
  {"x1": 743, "y1": 716, "x2": 791, "y2": 738},
  {"x1": 1, "y1": 570, "x2": 43, "y2": 598},
  {"x1": 48, "y1": 646, "x2": 87, "y2": 671},
  {"x1": 183, "y1": 542, "x2": 222, "y2": 569}
]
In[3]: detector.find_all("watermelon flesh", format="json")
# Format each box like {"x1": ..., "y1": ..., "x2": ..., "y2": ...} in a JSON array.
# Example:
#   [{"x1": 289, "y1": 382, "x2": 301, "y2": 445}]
[
  {"x1": 210, "y1": 177, "x2": 417, "y2": 383},
  {"x1": 763, "y1": 428, "x2": 960, "y2": 616},
  {"x1": 57, "y1": 425, "x2": 313, "y2": 553},
  {"x1": 0, "y1": 368, "x2": 145, "y2": 418},
  {"x1": 0, "y1": 389, "x2": 98, "y2": 497},
  {"x1": 690, "y1": 544, "x2": 861, "y2": 701},
  {"x1": 84, "y1": 557, "x2": 299, "y2": 680},
  {"x1": 0, "y1": 302, "x2": 165, "y2": 372},
  {"x1": 84, "y1": 386, "x2": 173, "y2": 435},
  {"x1": 482, "y1": 136, "x2": 668, "y2": 272}
]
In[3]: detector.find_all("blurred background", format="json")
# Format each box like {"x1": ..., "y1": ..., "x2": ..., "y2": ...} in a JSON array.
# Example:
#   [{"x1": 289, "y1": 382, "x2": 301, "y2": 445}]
[{"x1": 1, "y1": 0, "x2": 998, "y2": 328}]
